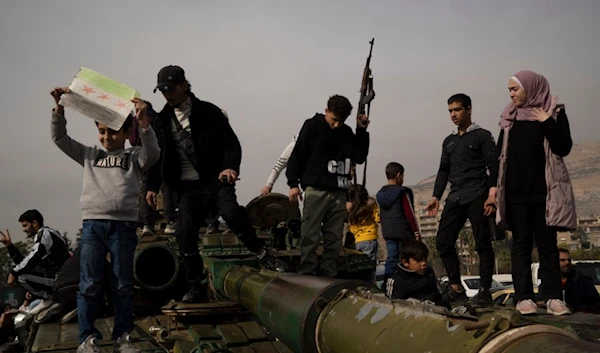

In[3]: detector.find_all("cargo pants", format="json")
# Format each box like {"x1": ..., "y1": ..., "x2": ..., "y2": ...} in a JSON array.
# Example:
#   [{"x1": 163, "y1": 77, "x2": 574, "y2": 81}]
[{"x1": 298, "y1": 187, "x2": 347, "y2": 277}]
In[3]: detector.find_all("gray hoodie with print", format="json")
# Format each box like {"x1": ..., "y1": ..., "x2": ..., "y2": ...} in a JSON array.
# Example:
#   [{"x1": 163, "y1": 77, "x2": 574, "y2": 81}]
[{"x1": 51, "y1": 111, "x2": 161, "y2": 221}]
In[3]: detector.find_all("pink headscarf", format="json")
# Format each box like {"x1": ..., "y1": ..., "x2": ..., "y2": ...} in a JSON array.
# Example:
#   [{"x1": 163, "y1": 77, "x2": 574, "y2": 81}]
[{"x1": 499, "y1": 70, "x2": 556, "y2": 128}]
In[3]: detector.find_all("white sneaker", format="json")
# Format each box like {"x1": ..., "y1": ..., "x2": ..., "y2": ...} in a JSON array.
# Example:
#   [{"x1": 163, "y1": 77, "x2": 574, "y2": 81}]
[
  {"x1": 546, "y1": 299, "x2": 571, "y2": 316},
  {"x1": 164, "y1": 222, "x2": 177, "y2": 235},
  {"x1": 77, "y1": 335, "x2": 100, "y2": 353},
  {"x1": 142, "y1": 226, "x2": 155, "y2": 237},
  {"x1": 516, "y1": 299, "x2": 539, "y2": 315}
]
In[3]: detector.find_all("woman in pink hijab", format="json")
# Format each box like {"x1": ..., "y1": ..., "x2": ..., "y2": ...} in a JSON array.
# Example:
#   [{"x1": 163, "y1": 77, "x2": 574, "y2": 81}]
[{"x1": 489, "y1": 70, "x2": 576, "y2": 316}]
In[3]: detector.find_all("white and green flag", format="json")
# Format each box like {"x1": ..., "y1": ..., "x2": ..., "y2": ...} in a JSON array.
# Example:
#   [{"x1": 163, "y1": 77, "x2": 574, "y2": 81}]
[{"x1": 59, "y1": 67, "x2": 140, "y2": 131}]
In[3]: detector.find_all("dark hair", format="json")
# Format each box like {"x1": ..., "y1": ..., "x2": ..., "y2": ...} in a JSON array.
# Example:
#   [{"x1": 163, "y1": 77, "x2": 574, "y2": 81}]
[
  {"x1": 401, "y1": 239, "x2": 429, "y2": 262},
  {"x1": 327, "y1": 95, "x2": 353, "y2": 120},
  {"x1": 558, "y1": 248, "x2": 570, "y2": 255},
  {"x1": 447, "y1": 93, "x2": 471, "y2": 109},
  {"x1": 94, "y1": 115, "x2": 133, "y2": 132},
  {"x1": 385, "y1": 162, "x2": 404, "y2": 180},
  {"x1": 347, "y1": 184, "x2": 375, "y2": 225},
  {"x1": 19, "y1": 209, "x2": 44, "y2": 227}
]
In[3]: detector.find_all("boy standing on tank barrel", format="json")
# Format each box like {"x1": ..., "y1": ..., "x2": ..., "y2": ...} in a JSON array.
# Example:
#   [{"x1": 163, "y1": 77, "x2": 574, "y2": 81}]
[{"x1": 286, "y1": 95, "x2": 370, "y2": 277}]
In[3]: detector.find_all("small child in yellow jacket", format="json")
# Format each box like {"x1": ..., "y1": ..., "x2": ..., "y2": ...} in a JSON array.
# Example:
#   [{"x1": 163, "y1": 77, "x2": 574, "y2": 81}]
[{"x1": 347, "y1": 184, "x2": 380, "y2": 283}]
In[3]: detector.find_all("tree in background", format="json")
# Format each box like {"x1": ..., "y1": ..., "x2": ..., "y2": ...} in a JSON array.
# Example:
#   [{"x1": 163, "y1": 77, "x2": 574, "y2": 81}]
[
  {"x1": 492, "y1": 238, "x2": 512, "y2": 273},
  {"x1": 458, "y1": 229, "x2": 477, "y2": 276},
  {"x1": 423, "y1": 237, "x2": 445, "y2": 276}
]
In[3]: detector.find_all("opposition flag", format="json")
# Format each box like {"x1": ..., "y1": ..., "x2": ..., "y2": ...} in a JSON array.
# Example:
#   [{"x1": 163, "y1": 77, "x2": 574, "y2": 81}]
[{"x1": 59, "y1": 67, "x2": 140, "y2": 131}]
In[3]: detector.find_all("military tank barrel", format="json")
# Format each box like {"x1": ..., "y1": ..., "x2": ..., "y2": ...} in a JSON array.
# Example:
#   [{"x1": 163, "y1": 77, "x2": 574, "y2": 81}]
[
  {"x1": 215, "y1": 266, "x2": 600, "y2": 353},
  {"x1": 316, "y1": 289, "x2": 598, "y2": 353},
  {"x1": 133, "y1": 240, "x2": 180, "y2": 291}
]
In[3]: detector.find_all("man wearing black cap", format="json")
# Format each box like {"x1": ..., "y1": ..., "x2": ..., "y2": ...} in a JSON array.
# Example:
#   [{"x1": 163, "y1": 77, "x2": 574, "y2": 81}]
[{"x1": 146, "y1": 65, "x2": 287, "y2": 303}]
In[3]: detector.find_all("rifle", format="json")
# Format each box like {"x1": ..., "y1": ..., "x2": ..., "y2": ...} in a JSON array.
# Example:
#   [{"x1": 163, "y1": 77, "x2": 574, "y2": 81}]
[{"x1": 354, "y1": 38, "x2": 375, "y2": 186}]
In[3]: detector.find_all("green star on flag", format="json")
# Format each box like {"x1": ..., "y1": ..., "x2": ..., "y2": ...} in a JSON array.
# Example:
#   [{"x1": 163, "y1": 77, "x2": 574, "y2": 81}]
[{"x1": 59, "y1": 67, "x2": 141, "y2": 131}]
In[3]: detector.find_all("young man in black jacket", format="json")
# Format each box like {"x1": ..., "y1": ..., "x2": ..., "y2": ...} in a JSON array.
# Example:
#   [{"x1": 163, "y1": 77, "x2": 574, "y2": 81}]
[
  {"x1": 536, "y1": 249, "x2": 600, "y2": 313},
  {"x1": 426, "y1": 93, "x2": 497, "y2": 305},
  {"x1": 0, "y1": 210, "x2": 70, "y2": 300},
  {"x1": 146, "y1": 65, "x2": 286, "y2": 303},
  {"x1": 286, "y1": 95, "x2": 370, "y2": 277}
]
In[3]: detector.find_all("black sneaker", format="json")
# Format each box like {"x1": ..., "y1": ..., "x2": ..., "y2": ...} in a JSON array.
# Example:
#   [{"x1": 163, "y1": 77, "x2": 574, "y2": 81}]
[
  {"x1": 470, "y1": 288, "x2": 493, "y2": 307},
  {"x1": 444, "y1": 287, "x2": 469, "y2": 304},
  {"x1": 181, "y1": 286, "x2": 209, "y2": 304},
  {"x1": 258, "y1": 252, "x2": 288, "y2": 272}
]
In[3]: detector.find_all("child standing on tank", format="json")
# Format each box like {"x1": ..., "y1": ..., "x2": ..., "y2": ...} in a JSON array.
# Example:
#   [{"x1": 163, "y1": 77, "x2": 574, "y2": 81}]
[
  {"x1": 50, "y1": 87, "x2": 160, "y2": 353},
  {"x1": 376, "y1": 162, "x2": 421, "y2": 288},
  {"x1": 346, "y1": 184, "x2": 380, "y2": 283}
]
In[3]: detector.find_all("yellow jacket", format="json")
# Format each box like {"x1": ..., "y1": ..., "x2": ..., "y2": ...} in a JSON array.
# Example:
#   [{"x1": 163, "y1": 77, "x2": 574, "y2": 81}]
[{"x1": 349, "y1": 203, "x2": 380, "y2": 243}]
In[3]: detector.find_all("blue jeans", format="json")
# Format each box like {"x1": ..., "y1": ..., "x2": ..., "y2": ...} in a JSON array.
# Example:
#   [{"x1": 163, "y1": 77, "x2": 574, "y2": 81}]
[
  {"x1": 77, "y1": 220, "x2": 138, "y2": 343},
  {"x1": 384, "y1": 239, "x2": 402, "y2": 276},
  {"x1": 356, "y1": 240, "x2": 378, "y2": 283}
]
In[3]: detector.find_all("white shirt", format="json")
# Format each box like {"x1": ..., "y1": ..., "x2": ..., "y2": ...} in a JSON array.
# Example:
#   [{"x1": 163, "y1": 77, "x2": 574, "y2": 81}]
[
  {"x1": 265, "y1": 134, "x2": 298, "y2": 187},
  {"x1": 171, "y1": 97, "x2": 200, "y2": 180}
]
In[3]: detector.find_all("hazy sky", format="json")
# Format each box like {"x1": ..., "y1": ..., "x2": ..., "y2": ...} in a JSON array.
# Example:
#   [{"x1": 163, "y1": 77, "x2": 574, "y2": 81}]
[{"x1": 1, "y1": 1, "x2": 599, "y2": 242}]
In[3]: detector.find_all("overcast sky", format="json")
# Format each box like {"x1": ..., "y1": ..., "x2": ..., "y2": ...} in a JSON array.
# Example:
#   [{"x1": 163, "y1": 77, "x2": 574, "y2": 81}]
[{"x1": 1, "y1": 1, "x2": 599, "y2": 243}]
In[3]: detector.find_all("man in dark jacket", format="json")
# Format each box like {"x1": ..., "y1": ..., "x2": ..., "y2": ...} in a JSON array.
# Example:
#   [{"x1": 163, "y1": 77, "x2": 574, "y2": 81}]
[
  {"x1": 537, "y1": 249, "x2": 600, "y2": 313},
  {"x1": 0, "y1": 210, "x2": 70, "y2": 300},
  {"x1": 426, "y1": 93, "x2": 497, "y2": 305},
  {"x1": 376, "y1": 162, "x2": 421, "y2": 288},
  {"x1": 146, "y1": 65, "x2": 286, "y2": 303}
]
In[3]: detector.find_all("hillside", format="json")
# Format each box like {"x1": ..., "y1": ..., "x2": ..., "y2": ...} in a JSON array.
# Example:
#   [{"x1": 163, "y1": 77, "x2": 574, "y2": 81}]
[{"x1": 409, "y1": 141, "x2": 600, "y2": 217}]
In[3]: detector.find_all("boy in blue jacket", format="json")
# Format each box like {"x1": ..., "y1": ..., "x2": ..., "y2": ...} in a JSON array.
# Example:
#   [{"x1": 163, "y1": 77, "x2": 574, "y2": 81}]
[{"x1": 376, "y1": 162, "x2": 421, "y2": 288}]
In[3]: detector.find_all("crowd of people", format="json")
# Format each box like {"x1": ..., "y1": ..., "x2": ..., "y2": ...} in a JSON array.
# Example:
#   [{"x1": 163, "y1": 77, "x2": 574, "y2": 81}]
[
  {"x1": 0, "y1": 67, "x2": 598, "y2": 353},
  {"x1": 259, "y1": 70, "x2": 599, "y2": 317}
]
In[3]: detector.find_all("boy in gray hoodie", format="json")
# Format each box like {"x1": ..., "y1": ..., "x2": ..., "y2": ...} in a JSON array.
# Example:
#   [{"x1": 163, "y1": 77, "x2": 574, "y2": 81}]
[{"x1": 50, "y1": 87, "x2": 160, "y2": 353}]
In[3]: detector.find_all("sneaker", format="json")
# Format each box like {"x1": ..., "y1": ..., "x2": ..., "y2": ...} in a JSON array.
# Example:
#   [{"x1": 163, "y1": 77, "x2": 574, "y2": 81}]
[
  {"x1": 142, "y1": 226, "x2": 155, "y2": 237},
  {"x1": 546, "y1": 299, "x2": 571, "y2": 316},
  {"x1": 60, "y1": 307, "x2": 78, "y2": 325},
  {"x1": 35, "y1": 302, "x2": 63, "y2": 324},
  {"x1": 113, "y1": 332, "x2": 139, "y2": 353},
  {"x1": 164, "y1": 222, "x2": 177, "y2": 235},
  {"x1": 470, "y1": 288, "x2": 493, "y2": 306},
  {"x1": 258, "y1": 251, "x2": 288, "y2": 272},
  {"x1": 443, "y1": 287, "x2": 469, "y2": 304},
  {"x1": 77, "y1": 335, "x2": 100, "y2": 353},
  {"x1": 451, "y1": 304, "x2": 478, "y2": 316},
  {"x1": 516, "y1": 299, "x2": 539, "y2": 315},
  {"x1": 181, "y1": 286, "x2": 209, "y2": 304}
]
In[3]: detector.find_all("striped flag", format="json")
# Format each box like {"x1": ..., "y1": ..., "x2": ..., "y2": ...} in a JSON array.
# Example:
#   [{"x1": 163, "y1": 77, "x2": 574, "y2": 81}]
[{"x1": 59, "y1": 67, "x2": 141, "y2": 131}]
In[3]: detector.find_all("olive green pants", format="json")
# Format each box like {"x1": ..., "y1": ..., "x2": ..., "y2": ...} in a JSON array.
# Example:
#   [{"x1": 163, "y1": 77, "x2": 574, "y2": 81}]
[{"x1": 298, "y1": 187, "x2": 347, "y2": 277}]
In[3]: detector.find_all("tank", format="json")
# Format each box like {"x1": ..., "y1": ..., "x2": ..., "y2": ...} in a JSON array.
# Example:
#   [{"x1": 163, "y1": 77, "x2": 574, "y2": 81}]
[
  {"x1": 9, "y1": 193, "x2": 600, "y2": 353},
  {"x1": 11, "y1": 193, "x2": 376, "y2": 353}
]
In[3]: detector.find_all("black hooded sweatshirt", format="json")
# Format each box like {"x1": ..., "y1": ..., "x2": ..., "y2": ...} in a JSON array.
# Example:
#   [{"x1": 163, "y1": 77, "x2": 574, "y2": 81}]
[
  {"x1": 286, "y1": 113, "x2": 369, "y2": 191},
  {"x1": 385, "y1": 265, "x2": 450, "y2": 309}
]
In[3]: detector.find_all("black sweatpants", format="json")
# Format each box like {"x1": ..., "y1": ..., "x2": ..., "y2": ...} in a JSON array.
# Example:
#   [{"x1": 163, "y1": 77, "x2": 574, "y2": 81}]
[
  {"x1": 436, "y1": 195, "x2": 495, "y2": 289},
  {"x1": 176, "y1": 180, "x2": 265, "y2": 286},
  {"x1": 507, "y1": 202, "x2": 562, "y2": 302}
]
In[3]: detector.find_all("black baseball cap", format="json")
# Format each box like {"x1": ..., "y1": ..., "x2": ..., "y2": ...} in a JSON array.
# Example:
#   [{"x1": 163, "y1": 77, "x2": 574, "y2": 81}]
[{"x1": 153, "y1": 65, "x2": 186, "y2": 93}]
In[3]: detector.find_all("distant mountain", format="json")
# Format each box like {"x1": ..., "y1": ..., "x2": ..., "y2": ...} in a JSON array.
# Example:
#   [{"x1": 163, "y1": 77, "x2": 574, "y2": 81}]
[{"x1": 409, "y1": 141, "x2": 600, "y2": 217}]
